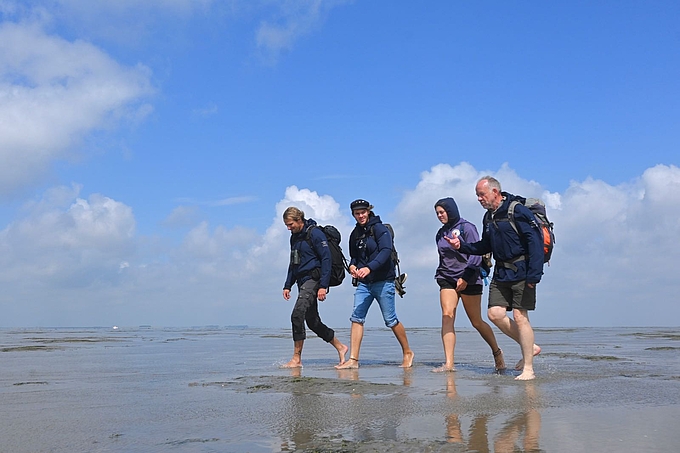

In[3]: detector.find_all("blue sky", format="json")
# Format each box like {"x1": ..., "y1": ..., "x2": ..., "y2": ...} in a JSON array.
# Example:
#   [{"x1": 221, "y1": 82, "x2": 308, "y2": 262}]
[{"x1": 0, "y1": 1, "x2": 678, "y2": 328}]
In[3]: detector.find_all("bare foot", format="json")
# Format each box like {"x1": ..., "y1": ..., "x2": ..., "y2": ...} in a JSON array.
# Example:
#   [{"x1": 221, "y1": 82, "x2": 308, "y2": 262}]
[
  {"x1": 515, "y1": 370, "x2": 535, "y2": 381},
  {"x1": 493, "y1": 348, "x2": 506, "y2": 371},
  {"x1": 335, "y1": 357, "x2": 359, "y2": 369},
  {"x1": 514, "y1": 344, "x2": 541, "y2": 371},
  {"x1": 400, "y1": 351, "x2": 415, "y2": 368},
  {"x1": 431, "y1": 364, "x2": 455, "y2": 373},
  {"x1": 336, "y1": 343, "x2": 348, "y2": 366},
  {"x1": 281, "y1": 359, "x2": 302, "y2": 369}
]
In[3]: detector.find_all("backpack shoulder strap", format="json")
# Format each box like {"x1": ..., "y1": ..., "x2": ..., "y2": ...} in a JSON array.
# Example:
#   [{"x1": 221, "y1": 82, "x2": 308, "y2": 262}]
[
  {"x1": 305, "y1": 224, "x2": 318, "y2": 240},
  {"x1": 305, "y1": 224, "x2": 322, "y2": 256},
  {"x1": 506, "y1": 201, "x2": 520, "y2": 235}
]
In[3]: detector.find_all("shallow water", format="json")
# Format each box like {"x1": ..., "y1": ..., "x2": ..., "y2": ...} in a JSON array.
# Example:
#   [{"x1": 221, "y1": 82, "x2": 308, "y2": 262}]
[{"x1": 1, "y1": 326, "x2": 678, "y2": 452}]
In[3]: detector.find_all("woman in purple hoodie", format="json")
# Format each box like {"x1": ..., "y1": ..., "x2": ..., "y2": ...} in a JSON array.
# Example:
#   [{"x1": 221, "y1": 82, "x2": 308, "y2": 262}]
[{"x1": 433, "y1": 197, "x2": 505, "y2": 372}]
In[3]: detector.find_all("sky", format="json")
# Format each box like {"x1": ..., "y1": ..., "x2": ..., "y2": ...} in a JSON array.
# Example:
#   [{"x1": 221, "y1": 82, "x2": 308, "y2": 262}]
[{"x1": 0, "y1": 0, "x2": 678, "y2": 328}]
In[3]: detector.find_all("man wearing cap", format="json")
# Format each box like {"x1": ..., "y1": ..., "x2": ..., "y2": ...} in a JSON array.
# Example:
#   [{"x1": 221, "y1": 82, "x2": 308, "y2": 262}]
[{"x1": 335, "y1": 199, "x2": 414, "y2": 369}]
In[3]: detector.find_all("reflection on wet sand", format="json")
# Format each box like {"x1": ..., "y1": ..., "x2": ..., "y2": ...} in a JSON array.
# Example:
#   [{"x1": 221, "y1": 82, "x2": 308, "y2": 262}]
[
  {"x1": 494, "y1": 382, "x2": 541, "y2": 453},
  {"x1": 445, "y1": 373, "x2": 543, "y2": 452},
  {"x1": 277, "y1": 368, "x2": 414, "y2": 451}
]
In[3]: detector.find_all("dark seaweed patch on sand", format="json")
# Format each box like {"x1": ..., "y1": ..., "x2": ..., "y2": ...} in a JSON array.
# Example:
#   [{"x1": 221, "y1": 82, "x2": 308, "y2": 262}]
[
  {"x1": 1, "y1": 345, "x2": 62, "y2": 352},
  {"x1": 25, "y1": 337, "x2": 126, "y2": 344},
  {"x1": 191, "y1": 375, "x2": 400, "y2": 396},
  {"x1": 544, "y1": 352, "x2": 624, "y2": 361},
  {"x1": 622, "y1": 332, "x2": 680, "y2": 341}
]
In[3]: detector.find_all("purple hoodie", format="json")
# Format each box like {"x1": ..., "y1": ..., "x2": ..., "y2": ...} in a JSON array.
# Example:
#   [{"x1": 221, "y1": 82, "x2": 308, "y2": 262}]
[{"x1": 434, "y1": 197, "x2": 482, "y2": 284}]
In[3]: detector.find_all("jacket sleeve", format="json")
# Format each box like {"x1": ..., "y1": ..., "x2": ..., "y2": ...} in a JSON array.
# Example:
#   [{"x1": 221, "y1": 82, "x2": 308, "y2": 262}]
[
  {"x1": 310, "y1": 228, "x2": 332, "y2": 289},
  {"x1": 515, "y1": 207, "x2": 544, "y2": 284},
  {"x1": 283, "y1": 260, "x2": 295, "y2": 290},
  {"x1": 458, "y1": 222, "x2": 492, "y2": 257},
  {"x1": 367, "y1": 224, "x2": 393, "y2": 271},
  {"x1": 461, "y1": 222, "x2": 482, "y2": 283},
  {"x1": 348, "y1": 229, "x2": 358, "y2": 268}
]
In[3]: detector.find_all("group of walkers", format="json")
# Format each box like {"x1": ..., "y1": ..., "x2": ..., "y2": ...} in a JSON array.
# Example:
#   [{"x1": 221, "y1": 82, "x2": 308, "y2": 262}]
[{"x1": 281, "y1": 176, "x2": 545, "y2": 381}]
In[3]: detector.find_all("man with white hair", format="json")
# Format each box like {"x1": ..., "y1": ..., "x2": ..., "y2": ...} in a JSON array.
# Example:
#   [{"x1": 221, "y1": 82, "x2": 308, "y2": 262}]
[{"x1": 448, "y1": 176, "x2": 543, "y2": 380}]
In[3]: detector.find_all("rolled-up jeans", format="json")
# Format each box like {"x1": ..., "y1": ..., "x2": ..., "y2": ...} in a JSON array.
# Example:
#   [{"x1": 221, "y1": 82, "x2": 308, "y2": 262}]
[{"x1": 350, "y1": 280, "x2": 399, "y2": 328}]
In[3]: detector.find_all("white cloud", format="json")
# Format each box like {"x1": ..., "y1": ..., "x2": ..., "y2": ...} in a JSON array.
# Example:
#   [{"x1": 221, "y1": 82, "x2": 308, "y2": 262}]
[
  {"x1": 1, "y1": 165, "x2": 679, "y2": 328},
  {"x1": 255, "y1": 0, "x2": 353, "y2": 63},
  {"x1": 162, "y1": 205, "x2": 201, "y2": 228},
  {"x1": 0, "y1": 184, "x2": 135, "y2": 287},
  {"x1": 393, "y1": 162, "x2": 680, "y2": 328},
  {"x1": 0, "y1": 20, "x2": 154, "y2": 196}
]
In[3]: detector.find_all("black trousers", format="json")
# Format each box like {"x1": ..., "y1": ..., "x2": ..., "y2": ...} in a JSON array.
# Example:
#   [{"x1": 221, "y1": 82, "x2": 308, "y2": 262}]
[{"x1": 291, "y1": 278, "x2": 335, "y2": 343}]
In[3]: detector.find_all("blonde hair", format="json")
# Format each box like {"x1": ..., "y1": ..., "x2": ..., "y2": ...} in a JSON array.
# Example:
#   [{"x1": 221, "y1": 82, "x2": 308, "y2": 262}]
[{"x1": 283, "y1": 206, "x2": 305, "y2": 222}]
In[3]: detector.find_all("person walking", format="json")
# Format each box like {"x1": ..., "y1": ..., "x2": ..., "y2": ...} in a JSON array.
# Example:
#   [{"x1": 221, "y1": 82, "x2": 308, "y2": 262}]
[
  {"x1": 448, "y1": 177, "x2": 543, "y2": 380},
  {"x1": 335, "y1": 199, "x2": 414, "y2": 370},
  {"x1": 433, "y1": 197, "x2": 505, "y2": 372},
  {"x1": 282, "y1": 207, "x2": 348, "y2": 368}
]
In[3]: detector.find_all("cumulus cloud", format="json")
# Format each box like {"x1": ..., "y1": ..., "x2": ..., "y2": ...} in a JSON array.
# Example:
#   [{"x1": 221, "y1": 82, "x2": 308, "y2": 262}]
[
  {"x1": 1, "y1": 164, "x2": 678, "y2": 327},
  {"x1": 0, "y1": 20, "x2": 154, "y2": 197},
  {"x1": 0, "y1": 184, "x2": 135, "y2": 287},
  {"x1": 162, "y1": 205, "x2": 201, "y2": 228},
  {"x1": 392, "y1": 162, "x2": 680, "y2": 327}
]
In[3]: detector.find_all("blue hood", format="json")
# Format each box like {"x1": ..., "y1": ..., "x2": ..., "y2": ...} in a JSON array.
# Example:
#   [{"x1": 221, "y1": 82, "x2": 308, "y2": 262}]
[{"x1": 434, "y1": 197, "x2": 460, "y2": 226}]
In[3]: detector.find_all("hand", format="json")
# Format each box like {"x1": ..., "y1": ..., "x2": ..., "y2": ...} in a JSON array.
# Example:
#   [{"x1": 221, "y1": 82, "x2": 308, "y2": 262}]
[
  {"x1": 355, "y1": 267, "x2": 371, "y2": 279},
  {"x1": 444, "y1": 235, "x2": 461, "y2": 250},
  {"x1": 283, "y1": 289, "x2": 291, "y2": 300},
  {"x1": 527, "y1": 283, "x2": 536, "y2": 289},
  {"x1": 317, "y1": 288, "x2": 327, "y2": 301},
  {"x1": 349, "y1": 265, "x2": 358, "y2": 278},
  {"x1": 455, "y1": 278, "x2": 468, "y2": 292}
]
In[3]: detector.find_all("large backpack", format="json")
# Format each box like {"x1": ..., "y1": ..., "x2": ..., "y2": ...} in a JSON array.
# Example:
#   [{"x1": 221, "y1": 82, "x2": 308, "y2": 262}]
[
  {"x1": 485, "y1": 197, "x2": 555, "y2": 264},
  {"x1": 369, "y1": 223, "x2": 407, "y2": 297},
  {"x1": 306, "y1": 225, "x2": 349, "y2": 287}
]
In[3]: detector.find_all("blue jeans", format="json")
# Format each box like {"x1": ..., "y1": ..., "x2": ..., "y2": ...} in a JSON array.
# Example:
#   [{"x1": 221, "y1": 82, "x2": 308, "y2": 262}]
[{"x1": 350, "y1": 280, "x2": 399, "y2": 328}]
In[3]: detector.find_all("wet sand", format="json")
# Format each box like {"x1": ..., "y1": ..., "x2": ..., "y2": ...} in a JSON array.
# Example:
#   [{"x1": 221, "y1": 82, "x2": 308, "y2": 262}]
[{"x1": 1, "y1": 326, "x2": 679, "y2": 452}]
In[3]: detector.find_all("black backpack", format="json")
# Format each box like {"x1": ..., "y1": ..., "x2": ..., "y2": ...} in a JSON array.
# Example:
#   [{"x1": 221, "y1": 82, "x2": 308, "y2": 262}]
[
  {"x1": 307, "y1": 225, "x2": 349, "y2": 287},
  {"x1": 368, "y1": 223, "x2": 407, "y2": 297}
]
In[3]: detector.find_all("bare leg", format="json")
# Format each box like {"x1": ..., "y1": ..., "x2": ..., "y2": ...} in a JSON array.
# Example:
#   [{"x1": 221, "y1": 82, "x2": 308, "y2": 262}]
[
  {"x1": 514, "y1": 344, "x2": 542, "y2": 371},
  {"x1": 461, "y1": 294, "x2": 505, "y2": 370},
  {"x1": 488, "y1": 306, "x2": 539, "y2": 373},
  {"x1": 433, "y1": 288, "x2": 458, "y2": 372},
  {"x1": 335, "y1": 322, "x2": 363, "y2": 369},
  {"x1": 391, "y1": 321, "x2": 414, "y2": 367},
  {"x1": 330, "y1": 336, "x2": 348, "y2": 366},
  {"x1": 513, "y1": 309, "x2": 536, "y2": 380},
  {"x1": 281, "y1": 339, "x2": 304, "y2": 368}
]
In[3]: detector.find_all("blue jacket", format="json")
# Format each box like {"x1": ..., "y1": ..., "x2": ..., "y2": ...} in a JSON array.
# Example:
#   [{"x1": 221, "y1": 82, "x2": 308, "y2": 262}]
[
  {"x1": 434, "y1": 197, "x2": 482, "y2": 284},
  {"x1": 459, "y1": 192, "x2": 544, "y2": 284},
  {"x1": 283, "y1": 219, "x2": 332, "y2": 290},
  {"x1": 349, "y1": 215, "x2": 395, "y2": 284}
]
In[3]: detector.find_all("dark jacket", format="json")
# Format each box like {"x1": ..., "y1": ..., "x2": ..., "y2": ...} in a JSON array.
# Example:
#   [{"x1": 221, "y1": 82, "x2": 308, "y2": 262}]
[
  {"x1": 349, "y1": 215, "x2": 395, "y2": 284},
  {"x1": 283, "y1": 219, "x2": 331, "y2": 290},
  {"x1": 434, "y1": 197, "x2": 482, "y2": 284},
  {"x1": 458, "y1": 192, "x2": 544, "y2": 284}
]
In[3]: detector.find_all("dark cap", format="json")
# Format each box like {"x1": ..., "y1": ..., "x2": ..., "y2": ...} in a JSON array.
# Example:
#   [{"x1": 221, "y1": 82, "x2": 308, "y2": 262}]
[{"x1": 350, "y1": 199, "x2": 371, "y2": 211}]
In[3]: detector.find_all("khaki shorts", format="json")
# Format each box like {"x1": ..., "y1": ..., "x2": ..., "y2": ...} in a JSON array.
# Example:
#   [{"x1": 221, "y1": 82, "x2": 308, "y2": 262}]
[{"x1": 488, "y1": 280, "x2": 536, "y2": 311}]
